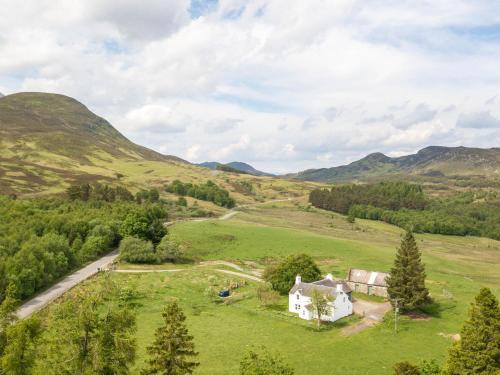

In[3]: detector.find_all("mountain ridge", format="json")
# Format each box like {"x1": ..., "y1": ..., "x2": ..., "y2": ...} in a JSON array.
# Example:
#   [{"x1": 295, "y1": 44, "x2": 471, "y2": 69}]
[
  {"x1": 197, "y1": 161, "x2": 273, "y2": 176},
  {"x1": 0, "y1": 92, "x2": 189, "y2": 194},
  {"x1": 290, "y1": 145, "x2": 500, "y2": 183}
]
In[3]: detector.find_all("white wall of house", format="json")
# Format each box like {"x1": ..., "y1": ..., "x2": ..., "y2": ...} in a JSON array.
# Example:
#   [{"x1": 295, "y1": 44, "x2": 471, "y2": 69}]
[{"x1": 288, "y1": 289, "x2": 352, "y2": 322}]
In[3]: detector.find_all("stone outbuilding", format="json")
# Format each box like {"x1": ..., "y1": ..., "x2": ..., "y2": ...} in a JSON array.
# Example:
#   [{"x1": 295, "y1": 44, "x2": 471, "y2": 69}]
[{"x1": 346, "y1": 269, "x2": 389, "y2": 297}]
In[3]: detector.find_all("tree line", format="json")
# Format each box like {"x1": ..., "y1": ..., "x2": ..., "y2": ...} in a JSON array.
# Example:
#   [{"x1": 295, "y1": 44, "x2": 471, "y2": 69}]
[
  {"x1": 309, "y1": 181, "x2": 427, "y2": 214},
  {"x1": 309, "y1": 182, "x2": 500, "y2": 240},
  {"x1": 0, "y1": 191, "x2": 168, "y2": 303},
  {"x1": 165, "y1": 180, "x2": 236, "y2": 208}
]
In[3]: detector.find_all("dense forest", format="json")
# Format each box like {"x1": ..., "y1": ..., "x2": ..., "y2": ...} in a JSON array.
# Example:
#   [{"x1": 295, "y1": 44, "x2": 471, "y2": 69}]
[
  {"x1": 0, "y1": 184, "x2": 179, "y2": 304},
  {"x1": 165, "y1": 180, "x2": 236, "y2": 208},
  {"x1": 309, "y1": 182, "x2": 500, "y2": 240}
]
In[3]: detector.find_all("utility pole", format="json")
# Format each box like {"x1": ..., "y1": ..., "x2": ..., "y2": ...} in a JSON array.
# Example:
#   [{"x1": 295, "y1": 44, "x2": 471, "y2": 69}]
[{"x1": 393, "y1": 298, "x2": 399, "y2": 333}]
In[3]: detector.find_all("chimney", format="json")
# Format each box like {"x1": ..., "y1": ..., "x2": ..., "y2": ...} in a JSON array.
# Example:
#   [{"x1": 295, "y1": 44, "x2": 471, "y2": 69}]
[
  {"x1": 326, "y1": 273, "x2": 333, "y2": 281},
  {"x1": 295, "y1": 275, "x2": 302, "y2": 285},
  {"x1": 336, "y1": 283, "x2": 343, "y2": 293}
]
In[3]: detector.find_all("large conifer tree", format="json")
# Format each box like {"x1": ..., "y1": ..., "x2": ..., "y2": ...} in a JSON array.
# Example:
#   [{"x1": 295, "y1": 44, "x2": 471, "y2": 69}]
[
  {"x1": 386, "y1": 231, "x2": 430, "y2": 310},
  {"x1": 444, "y1": 287, "x2": 499, "y2": 374},
  {"x1": 142, "y1": 301, "x2": 199, "y2": 375}
]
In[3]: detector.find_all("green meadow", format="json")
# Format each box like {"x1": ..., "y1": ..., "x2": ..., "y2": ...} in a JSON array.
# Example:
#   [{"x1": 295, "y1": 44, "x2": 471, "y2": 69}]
[{"x1": 38, "y1": 203, "x2": 500, "y2": 374}]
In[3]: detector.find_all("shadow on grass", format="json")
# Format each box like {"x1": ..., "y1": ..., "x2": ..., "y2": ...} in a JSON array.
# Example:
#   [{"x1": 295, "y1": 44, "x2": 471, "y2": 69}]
[
  {"x1": 304, "y1": 316, "x2": 359, "y2": 333},
  {"x1": 411, "y1": 299, "x2": 456, "y2": 319}
]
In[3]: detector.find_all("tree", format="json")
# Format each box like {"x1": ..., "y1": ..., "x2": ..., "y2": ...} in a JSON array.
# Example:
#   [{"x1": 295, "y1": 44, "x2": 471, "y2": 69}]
[
  {"x1": 310, "y1": 289, "x2": 334, "y2": 330},
  {"x1": 0, "y1": 317, "x2": 41, "y2": 375},
  {"x1": 142, "y1": 301, "x2": 198, "y2": 375},
  {"x1": 177, "y1": 197, "x2": 187, "y2": 207},
  {"x1": 156, "y1": 236, "x2": 184, "y2": 263},
  {"x1": 93, "y1": 307, "x2": 137, "y2": 375},
  {"x1": 386, "y1": 231, "x2": 430, "y2": 311},
  {"x1": 120, "y1": 212, "x2": 151, "y2": 241},
  {"x1": 119, "y1": 237, "x2": 158, "y2": 264},
  {"x1": 239, "y1": 347, "x2": 294, "y2": 375},
  {"x1": 263, "y1": 254, "x2": 321, "y2": 295},
  {"x1": 0, "y1": 286, "x2": 18, "y2": 360},
  {"x1": 393, "y1": 361, "x2": 420, "y2": 375},
  {"x1": 35, "y1": 281, "x2": 137, "y2": 375},
  {"x1": 444, "y1": 287, "x2": 499, "y2": 374}
]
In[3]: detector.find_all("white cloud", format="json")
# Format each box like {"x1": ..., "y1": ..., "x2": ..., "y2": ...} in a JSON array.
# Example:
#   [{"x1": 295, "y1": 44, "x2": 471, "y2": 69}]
[
  {"x1": 186, "y1": 144, "x2": 201, "y2": 161},
  {"x1": 1, "y1": 0, "x2": 500, "y2": 173},
  {"x1": 456, "y1": 111, "x2": 500, "y2": 129}
]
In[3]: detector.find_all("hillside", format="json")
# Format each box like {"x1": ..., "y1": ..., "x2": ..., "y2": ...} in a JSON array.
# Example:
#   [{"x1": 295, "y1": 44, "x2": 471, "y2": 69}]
[
  {"x1": 291, "y1": 146, "x2": 500, "y2": 191},
  {"x1": 197, "y1": 161, "x2": 273, "y2": 176},
  {"x1": 0, "y1": 92, "x2": 317, "y2": 200}
]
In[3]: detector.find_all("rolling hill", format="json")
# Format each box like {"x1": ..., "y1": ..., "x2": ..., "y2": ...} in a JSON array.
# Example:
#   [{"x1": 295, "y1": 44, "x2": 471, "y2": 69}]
[
  {"x1": 290, "y1": 146, "x2": 500, "y2": 190},
  {"x1": 0, "y1": 92, "x2": 316, "y2": 200},
  {"x1": 197, "y1": 161, "x2": 273, "y2": 176}
]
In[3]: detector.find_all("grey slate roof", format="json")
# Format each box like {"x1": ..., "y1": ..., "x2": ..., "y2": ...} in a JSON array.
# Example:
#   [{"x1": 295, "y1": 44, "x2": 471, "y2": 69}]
[
  {"x1": 289, "y1": 277, "x2": 351, "y2": 297},
  {"x1": 312, "y1": 278, "x2": 352, "y2": 293}
]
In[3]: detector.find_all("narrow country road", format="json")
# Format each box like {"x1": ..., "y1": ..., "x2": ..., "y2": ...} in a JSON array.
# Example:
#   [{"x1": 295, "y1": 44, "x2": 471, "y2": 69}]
[
  {"x1": 16, "y1": 250, "x2": 119, "y2": 319},
  {"x1": 15, "y1": 197, "x2": 293, "y2": 319}
]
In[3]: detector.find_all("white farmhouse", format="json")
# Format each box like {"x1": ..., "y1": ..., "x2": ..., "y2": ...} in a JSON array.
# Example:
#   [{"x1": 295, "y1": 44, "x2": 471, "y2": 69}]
[{"x1": 288, "y1": 274, "x2": 353, "y2": 322}]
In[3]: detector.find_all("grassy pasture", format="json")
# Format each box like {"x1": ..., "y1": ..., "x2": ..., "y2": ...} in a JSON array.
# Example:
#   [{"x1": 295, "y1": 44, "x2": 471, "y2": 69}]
[{"x1": 35, "y1": 203, "x2": 500, "y2": 374}]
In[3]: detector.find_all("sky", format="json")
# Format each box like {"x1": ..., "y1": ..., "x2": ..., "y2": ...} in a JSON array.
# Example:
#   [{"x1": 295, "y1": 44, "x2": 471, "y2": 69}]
[{"x1": 1, "y1": 0, "x2": 500, "y2": 174}]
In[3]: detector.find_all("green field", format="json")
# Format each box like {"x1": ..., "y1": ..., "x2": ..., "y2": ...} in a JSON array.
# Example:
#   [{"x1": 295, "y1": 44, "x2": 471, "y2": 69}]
[{"x1": 36, "y1": 202, "x2": 499, "y2": 374}]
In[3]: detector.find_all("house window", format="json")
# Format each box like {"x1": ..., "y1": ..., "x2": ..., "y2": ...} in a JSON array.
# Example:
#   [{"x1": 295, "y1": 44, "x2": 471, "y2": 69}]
[
  {"x1": 296, "y1": 294, "x2": 300, "y2": 300},
  {"x1": 343, "y1": 296, "x2": 345, "y2": 303}
]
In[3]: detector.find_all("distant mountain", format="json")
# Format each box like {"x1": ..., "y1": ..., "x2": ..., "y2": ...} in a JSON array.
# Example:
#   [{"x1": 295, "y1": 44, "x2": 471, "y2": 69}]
[
  {"x1": 0, "y1": 92, "x2": 187, "y2": 194},
  {"x1": 290, "y1": 146, "x2": 500, "y2": 183},
  {"x1": 197, "y1": 161, "x2": 273, "y2": 176}
]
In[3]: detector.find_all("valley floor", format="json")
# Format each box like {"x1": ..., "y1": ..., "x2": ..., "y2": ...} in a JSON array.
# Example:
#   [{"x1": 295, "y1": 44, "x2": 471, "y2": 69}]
[{"x1": 36, "y1": 200, "x2": 500, "y2": 374}]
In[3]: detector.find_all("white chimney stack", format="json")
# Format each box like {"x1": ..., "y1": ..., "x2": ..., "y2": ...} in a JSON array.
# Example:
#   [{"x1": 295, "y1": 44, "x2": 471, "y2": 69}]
[
  {"x1": 336, "y1": 283, "x2": 343, "y2": 292},
  {"x1": 326, "y1": 273, "x2": 333, "y2": 281},
  {"x1": 295, "y1": 275, "x2": 302, "y2": 285}
]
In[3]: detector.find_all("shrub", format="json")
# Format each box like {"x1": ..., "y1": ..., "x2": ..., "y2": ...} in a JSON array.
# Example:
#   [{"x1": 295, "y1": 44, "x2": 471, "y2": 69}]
[
  {"x1": 393, "y1": 361, "x2": 420, "y2": 375},
  {"x1": 256, "y1": 285, "x2": 280, "y2": 307},
  {"x1": 119, "y1": 237, "x2": 158, "y2": 264},
  {"x1": 156, "y1": 236, "x2": 184, "y2": 263}
]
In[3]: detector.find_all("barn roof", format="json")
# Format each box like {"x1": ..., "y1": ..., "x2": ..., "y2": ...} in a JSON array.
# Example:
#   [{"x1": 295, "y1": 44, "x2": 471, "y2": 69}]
[{"x1": 347, "y1": 269, "x2": 389, "y2": 287}]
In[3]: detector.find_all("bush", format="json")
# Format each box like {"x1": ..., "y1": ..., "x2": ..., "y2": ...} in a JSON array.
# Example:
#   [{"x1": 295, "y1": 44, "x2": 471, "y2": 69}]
[
  {"x1": 263, "y1": 254, "x2": 321, "y2": 295},
  {"x1": 156, "y1": 236, "x2": 184, "y2": 263},
  {"x1": 240, "y1": 347, "x2": 294, "y2": 375},
  {"x1": 393, "y1": 361, "x2": 420, "y2": 375},
  {"x1": 256, "y1": 285, "x2": 280, "y2": 307},
  {"x1": 119, "y1": 237, "x2": 158, "y2": 264}
]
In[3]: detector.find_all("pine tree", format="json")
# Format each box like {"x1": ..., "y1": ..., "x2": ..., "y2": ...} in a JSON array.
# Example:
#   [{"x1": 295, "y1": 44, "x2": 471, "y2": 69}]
[
  {"x1": 444, "y1": 287, "x2": 499, "y2": 374},
  {"x1": 142, "y1": 301, "x2": 199, "y2": 375},
  {"x1": 386, "y1": 231, "x2": 430, "y2": 311}
]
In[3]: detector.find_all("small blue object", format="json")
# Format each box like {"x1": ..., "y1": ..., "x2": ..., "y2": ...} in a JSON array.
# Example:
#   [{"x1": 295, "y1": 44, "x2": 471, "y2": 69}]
[{"x1": 218, "y1": 289, "x2": 230, "y2": 298}]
